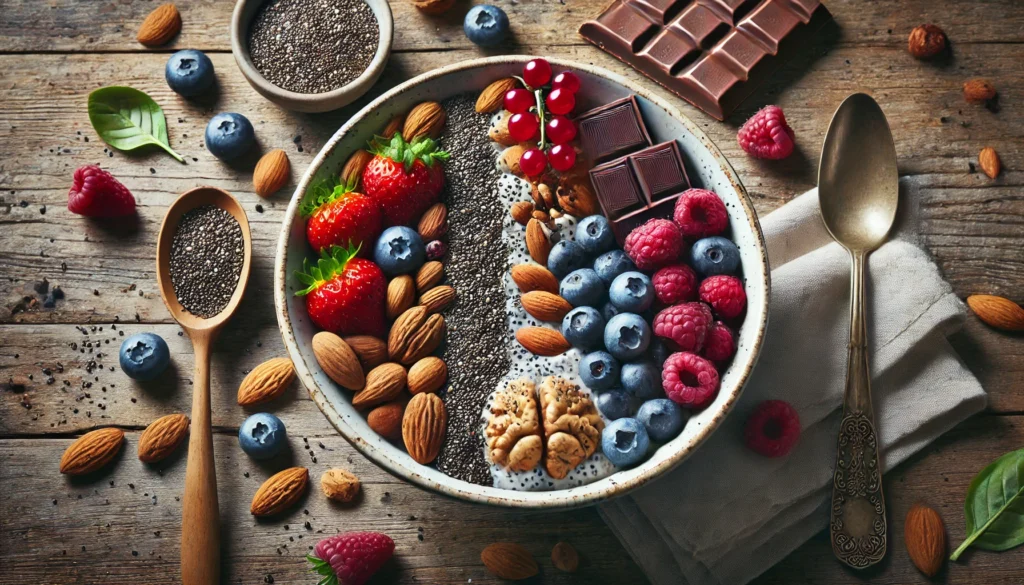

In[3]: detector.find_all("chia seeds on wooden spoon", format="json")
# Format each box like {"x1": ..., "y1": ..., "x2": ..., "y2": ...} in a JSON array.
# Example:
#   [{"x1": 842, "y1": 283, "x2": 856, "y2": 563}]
[{"x1": 169, "y1": 205, "x2": 244, "y2": 319}]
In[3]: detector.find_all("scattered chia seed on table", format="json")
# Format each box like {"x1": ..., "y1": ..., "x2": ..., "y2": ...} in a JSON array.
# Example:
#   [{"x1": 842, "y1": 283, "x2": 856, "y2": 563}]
[
  {"x1": 169, "y1": 205, "x2": 244, "y2": 319},
  {"x1": 434, "y1": 94, "x2": 508, "y2": 486},
  {"x1": 247, "y1": 0, "x2": 379, "y2": 95}
]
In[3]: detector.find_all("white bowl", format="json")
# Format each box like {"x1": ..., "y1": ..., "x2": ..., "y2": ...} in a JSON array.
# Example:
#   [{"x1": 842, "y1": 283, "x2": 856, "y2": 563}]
[{"x1": 275, "y1": 56, "x2": 769, "y2": 508}]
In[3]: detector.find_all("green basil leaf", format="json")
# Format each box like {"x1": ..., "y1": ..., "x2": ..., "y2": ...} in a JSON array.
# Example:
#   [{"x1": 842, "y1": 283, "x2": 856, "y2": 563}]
[
  {"x1": 88, "y1": 86, "x2": 184, "y2": 163},
  {"x1": 951, "y1": 448, "x2": 1024, "y2": 560}
]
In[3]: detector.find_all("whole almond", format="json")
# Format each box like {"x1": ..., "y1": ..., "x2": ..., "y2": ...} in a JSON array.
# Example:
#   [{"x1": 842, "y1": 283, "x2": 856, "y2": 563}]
[
  {"x1": 963, "y1": 79, "x2": 997, "y2": 104},
  {"x1": 551, "y1": 541, "x2": 579, "y2": 573},
  {"x1": 418, "y1": 202, "x2": 448, "y2": 240},
  {"x1": 907, "y1": 24, "x2": 946, "y2": 59},
  {"x1": 510, "y1": 264, "x2": 559, "y2": 294},
  {"x1": 549, "y1": 208, "x2": 563, "y2": 219},
  {"x1": 476, "y1": 78, "x2": 519, "y2": 113},
  {"x1": 321, "y1": 468, "x2": 360, "y2": 503},
  {"x1": 388, "y1": 306, "x2": 445, "y2": 365},
  {"x1": 352, "y1": 363, "x2": 407, "y2": 409},
  {"x1": 967, "y1": 294, "x2": 1024, "y2": 331},
  {"x1": 489, "y1": 111, "x2": 516, "y2": 146},
  {"x1": 419, "y1": 285, "x2": 455, "y2": 314},
  {"x1": 343, "y1": 335, "x2": 388, "y2": 370},
  {"x1": 412, "y1": 0, "x2": 455, "y2": 15},
  {"x1": 525, "y1": 219, "x2": 551, "y2": 265},
  {"x1": 481, "y1": 542, "x2": 539, "y2": 580},
  {"x1": 402, "y1": 392, "x2": 446, "y2": 464},
  {"x1": 250, "y1": 467, "x2": 309, "y2": 517},
  {"x1": 137, "y1": 3, "x2": 181, "y2": 47},
  {"x1": 341, "y1": 150, "x2": 373, "y2": 188},
  {"x1": 137, "y1": 413, "x2": 189, "y2": 463},
  {"x1": 534, "y1": 182, "x2": 556, "y2": 209},
  {"x1": 253, "y1": 149, "x2": 290, "y2": 197},
  {"x1": 502, "y1": 144, "x2": 529, "y2": 176},
  {"x1": 407, "y1": 357, "x2": 447, "y2": 394},
  {"x1": 521, "y1": 291, "x2": 572, "y2": 322},
  {"x1": 382, "y1": 114, "x2": 404, "y2": 139},
  {"x1": 387, "y1": 275, "x2": 417, "y2": 320},
  {"x1": 313, "y1": 332, "x2": 365, "y2": 390},
  {"x1": 515, "y1": 327, "x2": 571, "y2": 357},
  {"x1": 368, "y1": 401, "x2": 405, "y2": 440},
  {"x1": 60, "y1": 427, "x2": 125, "y2": 475},
  {"x1": 415, "y1": 261, "x2": 444, "y2": 292},
  {"x1": 510, "y1": 201, "x2": 534, "y2": 226},
  {"x1": 532, "y1": 209, "x2": 550, "y2": 223},
  {"x1": 403, "y1": 102, "x2": 446, "y2": 139},
  {"x1": 557, "y1": 175, "x2": 600, "y2": 217},
  {"x1": 979, "y1": 147, "x2": 1001, "y2": 179},
  {"x1": 904, "y1": 503, "x2": 945, "y2": 577},
  {"x1": 237, "y1": 357, "x2": 296, "y2": 406}
]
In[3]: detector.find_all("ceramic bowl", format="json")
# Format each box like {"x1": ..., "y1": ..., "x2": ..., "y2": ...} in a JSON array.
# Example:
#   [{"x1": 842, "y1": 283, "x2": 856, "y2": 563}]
[
  {"x1": 230, "y1": 0, "x2": 393, "y2": 113},
  {"x1": 275, "y1": 56, "x2": 770, "y2": 508}
]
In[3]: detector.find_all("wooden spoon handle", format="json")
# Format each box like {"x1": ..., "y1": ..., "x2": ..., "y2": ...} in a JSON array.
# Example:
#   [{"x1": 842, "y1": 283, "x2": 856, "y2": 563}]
[{"x1": 181, "y1": 335, "x2": 220, "y2": 584}]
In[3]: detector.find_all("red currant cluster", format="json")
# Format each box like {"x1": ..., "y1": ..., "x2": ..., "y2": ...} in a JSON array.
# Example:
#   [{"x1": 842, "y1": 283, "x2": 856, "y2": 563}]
[{"x1": 502, "y1": 58, "x2": 582, "y2": 177}]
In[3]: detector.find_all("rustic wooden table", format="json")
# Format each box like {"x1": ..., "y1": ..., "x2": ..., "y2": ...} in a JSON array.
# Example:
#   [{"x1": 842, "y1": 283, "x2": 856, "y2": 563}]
[{"x1": 2, "y1": 0, "x2": 1023, "y2": 583}]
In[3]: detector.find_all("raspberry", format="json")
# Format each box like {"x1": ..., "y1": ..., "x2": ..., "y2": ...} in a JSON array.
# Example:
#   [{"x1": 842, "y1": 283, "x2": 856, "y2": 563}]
[
  {"x1": 652, "y1": 264, "x2": 697, "y2": 305},
  {"x1": 699, "y1": 275, "x2": 746, "y2": 319},
  {"x1": 662, "y1": 351, "x2": 719, "y2": 409},
  {"x1": 67, "y1": 165, "x2": 136, "y2": 217},
  {"x1": 737, "y1": 105, "x2": 795, "y2": 160},
  {"x1": 744, "y1": 400, "x2": 800, "y2": 457},
  {"x1": 623, "y1": 218, "x2": 684, "y2": 271},
  {"x1": 653, "y1": 302, "x2": 712, "y2": 352},
  {"x1": 673, "y1": 189, "x2": 728, "y2": 239},
  {"x1": 308, "y1": 532, "x2": 395, "y2": 585},
  {"x1": 703, "y1": 321, "x2": 736, "y2": 363}
]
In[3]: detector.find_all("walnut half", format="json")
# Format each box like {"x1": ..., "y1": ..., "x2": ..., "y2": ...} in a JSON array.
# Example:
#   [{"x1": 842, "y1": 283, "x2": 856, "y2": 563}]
[
  {"x1": 485, "y1": 379, "x2": 543, "y2": 472},
  {"x1": 539, "y1": 376, "x2": 604, "y2": 480}
]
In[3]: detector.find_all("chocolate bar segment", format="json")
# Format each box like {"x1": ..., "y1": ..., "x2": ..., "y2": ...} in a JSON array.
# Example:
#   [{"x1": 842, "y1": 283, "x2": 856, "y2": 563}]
[
  {"x1": 631, "y1": 141, "x2": 690, "y2": 201},
  {"x1": 575, "y1": 96, "x2": 653, "y2": 165},
  {"x1": 589, "y1": 159, "x2": 647, "y2": 220}
]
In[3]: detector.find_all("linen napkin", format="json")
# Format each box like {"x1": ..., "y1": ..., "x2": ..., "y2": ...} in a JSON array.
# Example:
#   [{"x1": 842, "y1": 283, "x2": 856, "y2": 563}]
[{"x1": 600, "y1": 183, "x2": 988, "y2": 585}]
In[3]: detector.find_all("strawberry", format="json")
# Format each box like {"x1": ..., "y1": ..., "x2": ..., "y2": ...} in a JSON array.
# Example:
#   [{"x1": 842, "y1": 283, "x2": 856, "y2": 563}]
[
  {"x1": 302, "y1": 180, "x2": 383, "y2": 256},
  {"x1": 295, "y1": 244, "x2": 386, "y2": 337},
  {"x1": 308, "y1": 531, "x2": 395, "y2": 585},
  {"x1": 361, "y1": 133, "x2": 449, "y2": 227}
]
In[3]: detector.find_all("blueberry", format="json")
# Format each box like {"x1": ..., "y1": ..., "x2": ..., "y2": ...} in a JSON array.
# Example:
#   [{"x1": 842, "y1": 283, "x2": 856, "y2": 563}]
[
  {"x1": 690, "y1": 236, "x2": 740, "y2": 275},
  {"x1": 600, "y1": 301, "x2": 621, "y2": 322},
  {"x1": 650, "y1": 339, "x2": 670, "y2": 367},
  {"x1": 637, "y1": 399, "x2": 688, "y2": 442},
  {"x1": 597, "y1": 389, "x2": 633, "y2": 420},
  {"x1": 578, "y1": 351, "x2": 620, "y2": 391},
  {"x1": 204, "y1": 113, "x2": 255, "y2": 160},
  {"x1": 604, "y1": 313, "x2": 651, "y2": 361},
  {"x1": 621, "y1": 362, "x2": 661, "y2": 400},
  {"x1": 165, "y1": 49, "x2": 215, "y2": 97},
  {"x1": 119, "y1": 332, "x2": 170, "y2": 381},
  {"x1": 593, "y1": 250, "x2": 636, "y2": 284},
  {"x1": 463, "y1": 5, "x2": 510, "y2": 47},
  {"x1": 373, "y1": 226, "x2": 425, "y2": 276},
  {"x1": 561, "y1": 306, "x2": 605, "y2": 350},
  {"x1": 608, "y1": 271, "x2": 654, "y2": 312},
  {"x1": 576, "y1": 215, "x2": 615, "y2": 255},
  {"x1": 601, "y1": 417, "x2": 650, "y2": 467},
  {"x1": 238, "y1": 413, "x2": 287, "y2": 460},
  {"x1": 560, "y1": 268, "x2": 605, "y2": 307},
  {"x1": 547, "y1": 240, "x2": 587, "y2": 279}
]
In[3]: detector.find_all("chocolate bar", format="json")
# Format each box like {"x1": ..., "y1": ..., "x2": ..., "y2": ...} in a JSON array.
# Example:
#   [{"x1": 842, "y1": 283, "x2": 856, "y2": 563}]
[
  {"x1": 575, "y1": 96, "x2": 652, "y2": 165},
  {"x1": 579, "y1": 0, "x2": 832, "y2": 120}
]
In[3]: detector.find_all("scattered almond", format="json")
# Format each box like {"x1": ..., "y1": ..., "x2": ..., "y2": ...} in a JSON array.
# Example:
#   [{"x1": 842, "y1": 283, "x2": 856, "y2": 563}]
[
  {"x1": 967, "y1": 294, "x2": 1024, "y2": 331},
  {"x1": 60, "y1": 427, "x2": 125, "y2": 475},
  {"x1": 415, "y1": 261, "x2": 444, "y2": 292},
  {"x1": 963, "y1": 79, "x2": 997, "y2": 104},
  {"x1": 418, "y1": 202, "x2": 448, "y2": 240},
  {"x1": 237, "y1": 357, "x2": 296, "y2": 406},
  {"x1": 521, "y1": 291, "x2": 572, "y2": 322},
  {"x1": 388, "y1": 306, "x2": 445, "y2": 365},
  {"x1": 137, "y1": 3, "x2": 181, "y2": 47},
  {"x1": 515, "y1": 327, "x2": 571, "y2": 356},
  {"x1": 368, "y1": 401, "x2": 405, "y2": 440},
  {"x1": 510, "y1": 201, "x2": 534, "y2": 226},
  {"x1": 387, "y1": 275, "x2": 417, "y2": 320},
  {"x1": 551, "y1": 541, "x2": 579, "y2": 573},
  {"x1": 419, "y1": 285, "x2": 455, "y2": 314},
  {"x1": 525, "y1": 219, "x2": 552, "y2": 265},
  {"x1": 402, "y1": 392, "x2": 446, "y2": 464},
  {"x1": 978, "y1": 147, "x2": 1001, "y2": 179},
  {"x1": 353, "y1": 363, "x2": 407, "y2": 409},
  {"x1": 320, "y1": 468, "x2": 360, "y2": 503},
  {"x1": 904, "y1": 503, "x2": 945, "y2": 577},
  {"x1": 407, "y1": 357, "x2": 447, "y2": 395},
  {"x1": 313, "y1": 332, "x2": 365, "y2": 390},
  {"x1": 481, "y1": 542, "x2": 539, "y2": 580},
  {"x1": 476, "y1": 78, "x2": 519, "y2": 113},
  {"x1": 341, "y1": 149, "x2": 373, "y2": 188},
  {"x1": 510, "y1": 264, "x2": 559, "y2": 294},
  {"x1": 250, "y1": 467, "x2": 309, "y2": 517},
  {"x1": 489, "y1": 111, "x2": 516, "y2": 146},
  {"x1": 343, "y1": 335, "x2": 388, "y2": 370},
  {"x1": 253, "y1": 149, "x2": 290, "y2": 197},
  {"x1": 412, "y1": 0, "x2": 455, "y2": 15},
  {"x1": 382, "y1": 114, "x2": 404, "y2": 139},
  {"x1": 907, "y1": 24, "x2": 946, "y2": 59},
  {"x1": 137, "y1": 413, "x2": 189, "y2": 463},
  {"x1": 403, "y1": 102, "x2": 446, "y2": 139}
]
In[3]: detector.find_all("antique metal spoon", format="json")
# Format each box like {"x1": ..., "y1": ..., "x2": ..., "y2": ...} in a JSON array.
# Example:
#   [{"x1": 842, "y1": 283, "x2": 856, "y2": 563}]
[
  {"x1": 156, "y1": 187, "x2": 252, "y2": 585},
  {"x1": 818, "y1": 93, "x2": 898, "y2": 569}
]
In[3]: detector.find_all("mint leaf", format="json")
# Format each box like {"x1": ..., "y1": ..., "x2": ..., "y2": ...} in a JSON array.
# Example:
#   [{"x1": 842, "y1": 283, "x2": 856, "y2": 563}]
[{"x1": 88, "y1": 86, "x2": 184, "y2": 162}]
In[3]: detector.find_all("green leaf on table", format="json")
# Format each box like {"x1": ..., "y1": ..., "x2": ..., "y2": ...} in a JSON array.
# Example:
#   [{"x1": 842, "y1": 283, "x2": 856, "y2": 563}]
[
  {"x1": 950, "y1": 447, "x2": 1024, "y2": 560},
  {"x1": 87, "y1": 86, "x2": 184, "y2": 162}
]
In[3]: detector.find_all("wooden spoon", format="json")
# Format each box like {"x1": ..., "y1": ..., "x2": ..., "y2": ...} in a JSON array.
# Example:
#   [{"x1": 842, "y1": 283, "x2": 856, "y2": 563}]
[{"x1": 156, "y1": 187, "x2": 252, "y2": 585}]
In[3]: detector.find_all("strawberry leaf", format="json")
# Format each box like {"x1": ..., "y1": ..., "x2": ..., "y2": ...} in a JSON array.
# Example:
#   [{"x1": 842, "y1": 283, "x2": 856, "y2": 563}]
[
  {"x1": 300, "y1": 175, "x2": 358, "y2": 218},
  {"x1": 294, "y1": 244, "x2": 361, "y2": 296},
  {"x1": 307, "y1": 554, "x2": 339, "y2": 585},
  {"x1": 369, "y1": 132, "x2": 450, "y2": 173}
]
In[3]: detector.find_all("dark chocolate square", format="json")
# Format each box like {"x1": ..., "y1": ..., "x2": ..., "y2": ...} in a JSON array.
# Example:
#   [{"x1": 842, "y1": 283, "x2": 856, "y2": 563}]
[
  {"x1": 610, "y1": 194, "x2": 681, "y2": 244},
  {"x1": 630, "y1": 141, "x2": 690, "y2": 202},
  {"x1": 589, "y1": 159, "x2": 647, "y2": 220},
  {"x1": 576, "y1": 96, "x2": 653, "y2": 165}
]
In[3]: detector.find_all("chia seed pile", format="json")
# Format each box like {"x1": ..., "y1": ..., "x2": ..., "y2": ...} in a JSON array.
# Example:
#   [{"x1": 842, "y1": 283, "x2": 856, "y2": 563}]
[
  {"x1": 248, "y1": 0, "x2": 379, "y2": 95},
  {"x1": 169, "y1": 205, "x2": 244, "y2": 319}
]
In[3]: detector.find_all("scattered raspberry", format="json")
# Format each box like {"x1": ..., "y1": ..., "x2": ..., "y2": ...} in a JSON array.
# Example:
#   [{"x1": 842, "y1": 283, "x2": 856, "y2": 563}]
[
  {"x1": 308, "y1": 531, "x2": 395, "y2": 585},
  {"x1": 737, "y1": 105, "x2": 795, "y2": 160},
  {"x1": 623, "y1": 218, "x2": 684, "y2": 271},
  {"x1": 662, "y1": 351, "x2": 720, "y2": 409},
  {"x1": 703, "y1": 321, "x2": 736, "y2": 363},
  {"x1": 744, "y1": 400, "x2": 800, "y2": 457},
  {"x1": 67, "y1": 165, "x2": 136, "y2": 217},
  {"x1": 699, "y1": 275, "x2": 746, "y2": 319},
  {"x1": 673, "y1": 189, "x2": 728, "y2": 239},
  {"x1": 652, "y1": 264, "x2": 698, "y2": 305},
  {"x1": 653, "y1": 302, "x2": 712, "y2": 353}
]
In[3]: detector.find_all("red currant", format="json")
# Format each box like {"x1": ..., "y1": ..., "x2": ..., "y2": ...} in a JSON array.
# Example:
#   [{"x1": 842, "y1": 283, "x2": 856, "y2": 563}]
[
  {"x1": 504, "y1": 88, "x2": 534, "y2": 114},
  {"x1": 546, "y1": 116, "x2": 576, "y2": 144},
  {"x1": 508, "y1": 112, "x2": 540, "y2": 142},
  {"x1": 552, "y1": 71, "x2": 581, "y2": 94},
  {"x1": 519, "y1": 148, "x2": 548, "y2": 177},
  {"x1": 548, "y1": 144, "x2": 576, "y2": 172},
  {"x1": 546, "y1": 88, "x2": 575, "y2": 116},
  {"x1": 523, "y1": 59, "x2": 552, "y2": 88}
]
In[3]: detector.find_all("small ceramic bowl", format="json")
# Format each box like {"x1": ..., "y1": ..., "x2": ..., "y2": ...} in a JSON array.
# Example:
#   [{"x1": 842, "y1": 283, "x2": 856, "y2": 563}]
[{"x1": 230, "y1": 0, "x2": 393, "y2": 113}]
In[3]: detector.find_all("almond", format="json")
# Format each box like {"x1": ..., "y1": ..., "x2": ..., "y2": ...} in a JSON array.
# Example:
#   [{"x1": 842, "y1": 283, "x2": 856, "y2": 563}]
[
  {"x1": 549, "y1": 208, "x2": 563, "y2": 219},
  {"x1": 904, "y1": 503, "x2": 946, "y2": 577},
  {"x1": 137, "y1": 413, "x2": 189, "y2": 463},
  {"x1": 59, "y1": 427, "x2": 125, "y2": 475},
  {"x1": 502, "y1": 144, "x2": 529, "y2": 176},
  {"x1": 253, "y1": 149, "x2": 290, "y2": 197},
  {"x1": 415, "y1": 261, "x2": 444, "y2": 292},
  {"x1": 967, "y1": 294, "x2": 1024, "y2": 331},
  {"x1": 515, "y1": 327, "x2": 571, "y2": 357},
  {"x1": 368, "y1": 401, "x2": 405, "y2": 440},
  {"x1": 313, "y1": 332, "x2": 365, "y2": 390},
  {"x1": 320, "y1": 468, "x2": 360, "y2": 503},
  {"x1": 532, "y1": 209, "x2": 550, "y2": 223},
  {"x1": 387, "y1": 275, "x2": 417, "y2": 320},
  {"x1": 489, "y1": 111, "x2": 516, "y2": 146},
  {"x1": 343, "y1": 335, "x2": 389, "y2": 370},
  {"x1": 521, "y1": 291, "x2": 572, "y2": 322},
  {"x1": 403, "y1": 102, "x2": 446, "y2": 140},
  {"x1": 476, "y1": 78, "x2": 519, "y2": 113},
  {"x1": 481, "y1": 542, "x2": 539, "y2": 580},
  {"x1": 388, "y1": 306, "x2": 445, "y2": 365},
  {"x1": 412, "y1": 0, "x2": 455, "y2": 15},
  {"x1": 250, "y1": 467, "x2": 309, "y2": 517},
  {"x1": 237, "y1": 357, "x2": 296, "y2": 406},
  {"x1": 963, "y1": 79, "x2": 997, "y2": 104},
  {"x1": 137, "y1": 3, "x2": 181, "y2": 47},
  {"x1": 352, "y1": 363, "x2": 407, "y2": 409},
  {"x1": 557, "y1": 175, "x2": 600, "y2": 217},
  {"x1": 341, "y1": 149, "x2": 373, "y2": 188},
  {"x1": 510, "y1": 201, "x2": 534, "y2": 226},
  {"x1": 419, "y1": 285, "x2": 455, "y2": 314},
  {"x1": 407, "y1": 357, "x2": 447, "y2": 394},
  {"x1": 551, "y1": 541, "x2": 579, "y2": 573},
  {"x1": 402, "y1": 392, "x2": 446, "y2": 464},
  {"x1": 525, "y1": 219, "x2": 552, "y2": 265},
  {"x1": 979, "y1": 147, "x2": 1001, "y2": 179},
  {"x1": 510, "y1": 264, "x2": 559, "y2": 294},
  {"x1": 382, "y1": 114, "x2": 404, "y2": 139},
  {"x1": 907, "y1": 24, "x2": 946, "y2": 59},
  {"x1": 417, "y1": 202, "x2": 448, "y2": 240},
  {"x1": 533, "y1": 182, "x2": 556, "y2": 209}
]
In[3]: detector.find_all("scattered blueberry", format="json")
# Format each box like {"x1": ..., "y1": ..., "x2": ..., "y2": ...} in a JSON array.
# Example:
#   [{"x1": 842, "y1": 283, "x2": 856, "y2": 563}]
[
  {"x1": 637, "y1": 399, "x2": 688, "y2": 442},
  {"x1": 547, "y1": 240, "x2": 587, "y2": 279},
  {"x1": 165, "y1": 49, "x2": 215, "y2": 97},
  {"x1": 601, "y1": 417, "x2": 650, "y2": 467},
  {"x1": 597, "y1": 389, "x2": 633, "y2": 420},
  {"x1": 690, "y1": 236, "x2": 741, "y2": 275},
  {"x1": 608, "y1": 271, "x2": 654, "y2": 312},
  {"x1": 425, "y1": 239, "x2": 447, "y2": 261},
  {"x1": 604, "y1": 313, "x2": 651, "y2": 361},
  {"x1": 204, "y1": 113, "x2": 255, "y2": 160},
  {"x1": 579, "y1": 351, "x2": 620, "y2": 391},
  {"x1": 238, "y1": 413, "x2": 287, "y2": 460},
  {"x1": 374, "y1": 226, "x2": 425, "y2": 276},
  {"x1": 621, "y1": 362, "x2": 661, "y2": 400},
  {"x1": 463, "y1": 4, "x2": 510, "y2": 47},
  {"x1": 576, "y1": 215, "x2": 615, "y2": 255},
  {"x1": 561, "y1": 306, "x2": 605, "y2": 350},
  {"x1": 593, "y1": 250, "x2": 636, "y2": 284},
  {"x1": 559, "y1": 268, "x2": 605, "y2": 307},
  {"x1": 600, "y1": 301, "x2": 621, "y2": 322},
  {"x1": 118, "y1": 332, "x2": 170, "y2": 381}
]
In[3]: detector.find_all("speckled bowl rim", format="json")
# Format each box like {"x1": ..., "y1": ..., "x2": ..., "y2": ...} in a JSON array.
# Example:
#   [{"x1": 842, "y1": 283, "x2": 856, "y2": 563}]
[{"x1": 274, "y1": 56, "x2": 770, "y2": 509}]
